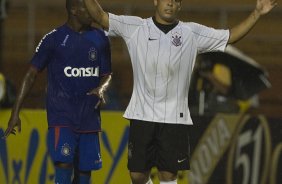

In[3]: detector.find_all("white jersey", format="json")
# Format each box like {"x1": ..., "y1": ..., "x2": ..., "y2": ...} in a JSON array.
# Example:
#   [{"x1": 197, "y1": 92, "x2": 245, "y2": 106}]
[{"x1": 108, "y1": 13, "x2": 229, "y2": 125}]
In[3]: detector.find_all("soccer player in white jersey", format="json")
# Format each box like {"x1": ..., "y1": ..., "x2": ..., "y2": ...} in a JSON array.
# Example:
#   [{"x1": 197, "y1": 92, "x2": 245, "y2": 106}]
[{"x1": 84, "y1": 0, "x2": 276, "y2": 183}]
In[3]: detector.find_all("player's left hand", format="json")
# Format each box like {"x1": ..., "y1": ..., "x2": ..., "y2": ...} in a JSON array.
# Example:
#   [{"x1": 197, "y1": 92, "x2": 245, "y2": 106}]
[
  {"x1": 256, "y1": 0, "x2": 277, "y2": 15},
  {"x1": 87, "y1": 87, "x2": 106, "y2": 109}
]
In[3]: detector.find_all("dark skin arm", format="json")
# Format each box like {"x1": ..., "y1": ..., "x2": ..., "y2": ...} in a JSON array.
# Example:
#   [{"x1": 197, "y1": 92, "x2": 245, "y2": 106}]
[
  {"x1": 2, "y1": 66, "x2": 38, "y2": 138},
  {"x1": 87, "y1": 73, "x2": 112, "y2": 109}
]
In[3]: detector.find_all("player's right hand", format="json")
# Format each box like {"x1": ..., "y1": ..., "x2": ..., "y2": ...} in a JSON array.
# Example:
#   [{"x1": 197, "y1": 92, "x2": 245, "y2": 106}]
[
  {"x1": 256, "y1": 0, "x2": 277, "y2": 15},
  {"x1": 2, "y1": 115, "x2": 21, "y2": 139},
  {"x1": 87, "y1": 87, "x2": 106, "y2": 109}
]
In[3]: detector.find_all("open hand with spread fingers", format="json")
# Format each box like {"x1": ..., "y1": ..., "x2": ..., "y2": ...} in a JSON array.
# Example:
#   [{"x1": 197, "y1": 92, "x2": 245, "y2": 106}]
[
  {"x1": 87, "y1": 87, "x2": 106, "y2": 109},
  {"x1": 2, "y1": 114, "x2": 21, "y2": 139},
  {"x1": 256, "y1": 0, "x2": 277, "y2": 15}
]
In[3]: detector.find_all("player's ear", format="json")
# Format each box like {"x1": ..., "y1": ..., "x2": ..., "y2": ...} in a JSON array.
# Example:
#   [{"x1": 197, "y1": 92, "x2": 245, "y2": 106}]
[
  {"x1": 153, "y1": 0, "x2": 158, "y2": 7},
  {"x1": 178, "y1": 5, "x2": 181, "y2": 11},
  {"x1": 70, "y1": 6, "x2": 78, "y2": 16},
  {"x1": 177, "y1": 0, "x2": 182, "y2": 11},
  {"x1": 176, "y1": 0, "x2": 182, "y2": 11}
]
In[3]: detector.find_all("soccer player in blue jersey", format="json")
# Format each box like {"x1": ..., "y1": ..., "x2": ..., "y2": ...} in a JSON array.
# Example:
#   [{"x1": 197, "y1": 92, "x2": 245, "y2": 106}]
[{"x1": 3, "y1": 0, "x2": 112, "y2": 183}]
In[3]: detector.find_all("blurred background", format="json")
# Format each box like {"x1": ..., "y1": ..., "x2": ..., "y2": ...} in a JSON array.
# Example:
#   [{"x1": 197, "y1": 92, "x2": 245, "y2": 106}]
[{"x1": 0, "y1": 0, "x2": 281, "y2": 115}]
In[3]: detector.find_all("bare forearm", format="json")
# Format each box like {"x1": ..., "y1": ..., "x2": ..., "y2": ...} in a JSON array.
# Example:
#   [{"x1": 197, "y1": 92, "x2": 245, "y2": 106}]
[
  {"x1": 12, "y1": 67, "x2": 38, "y2": 115},
  {"x1": 84, "y1": 0, "x2": 109, "y2": 29},
  {"x1": 229, "y1": 0, "x2": 277, "y2": 44},
  {"x1": 228, "y1": 10, "x2": 261, "y2": 44}
]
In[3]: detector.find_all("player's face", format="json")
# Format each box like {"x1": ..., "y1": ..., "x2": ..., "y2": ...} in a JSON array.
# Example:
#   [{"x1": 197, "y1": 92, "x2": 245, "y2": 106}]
[
  {"x1": 154, "y1": 0, "x2": 182, "y2": 24},
  {"x1": 75, "y1": 2, "x2": 92, "y2": 26}
]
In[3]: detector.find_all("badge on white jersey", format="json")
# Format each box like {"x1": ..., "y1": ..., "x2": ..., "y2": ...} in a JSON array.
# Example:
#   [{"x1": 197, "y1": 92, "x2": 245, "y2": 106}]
[{"x1": 171, "y1": 32, "x2": 182, "y2": 47}]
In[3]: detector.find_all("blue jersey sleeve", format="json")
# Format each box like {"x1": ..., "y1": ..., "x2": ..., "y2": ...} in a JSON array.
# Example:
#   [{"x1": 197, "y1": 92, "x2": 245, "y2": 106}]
[
  {"x1": 100, "y1": 32, "x2": 112, "y2": 77},
  {"x1": 30, "y1": 29, "x2": 57, "y2": 71}
]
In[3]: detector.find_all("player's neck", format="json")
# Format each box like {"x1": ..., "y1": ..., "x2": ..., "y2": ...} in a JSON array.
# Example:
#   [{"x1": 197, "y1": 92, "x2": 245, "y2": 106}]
[
  {"x1": 66, "y1": 19, "x2": 91, "y2": 33},
  {"x1": 152, "y1": 16, "x2": 178, "y2": 34}
]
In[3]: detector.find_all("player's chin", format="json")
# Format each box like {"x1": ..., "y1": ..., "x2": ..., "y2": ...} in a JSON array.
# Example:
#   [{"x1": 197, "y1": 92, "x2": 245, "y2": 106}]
[
  {"x1": 86, "y1": 20, "x2": 93, "y2": 26},
  {"x1": 162, "y1": 14, "x2": 177, "y2": 22},
  {"x1": 163, "y1": 17, "x2": 177, "y2": 24},
  {"x1": 83, "y1": 19, "x2": 93, "y2": 26}
]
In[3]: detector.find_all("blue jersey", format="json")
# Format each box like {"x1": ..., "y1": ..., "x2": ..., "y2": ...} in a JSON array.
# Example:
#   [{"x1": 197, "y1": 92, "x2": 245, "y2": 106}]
[{"x1": 30, "y1": 25, "x2": 111, "y2": 132}]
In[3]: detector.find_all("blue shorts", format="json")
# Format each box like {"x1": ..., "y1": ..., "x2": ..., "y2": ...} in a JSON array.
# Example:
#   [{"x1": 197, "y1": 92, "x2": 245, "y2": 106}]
[{"x1": 47, "y1": 127, "x2": 102, "y2": 171}]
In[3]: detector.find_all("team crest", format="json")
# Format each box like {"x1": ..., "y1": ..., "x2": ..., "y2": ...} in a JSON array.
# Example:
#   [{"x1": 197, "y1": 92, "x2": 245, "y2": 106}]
[
  {"x1": 61, "y1": 143, "x2": 71, "y2": 156},
  {"x1": 171, "y1": 32, "x2": 182, "y2": 47},
  {"x1": 89, "y1": 47, "x2": 97, "y2": 61},
  {"x1": 95, "y1": 153, "x2": 102, "y2": 164}
]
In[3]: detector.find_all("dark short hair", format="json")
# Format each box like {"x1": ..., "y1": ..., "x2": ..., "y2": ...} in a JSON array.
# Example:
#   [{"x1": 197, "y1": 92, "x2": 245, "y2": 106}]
[
  {"x1": 66, "y1": 0, "x2": 85, "y2": 13},
  {"x1": 66, "y1": 0, "x2": 81, "y2": 13}
]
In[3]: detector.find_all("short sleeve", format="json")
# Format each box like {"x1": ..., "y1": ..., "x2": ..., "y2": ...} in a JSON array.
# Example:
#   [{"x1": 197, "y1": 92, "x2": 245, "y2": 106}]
[
  {"x1": 30, "y1": 29, "x2": 56, "y2": 71},
  {"x1": 108, "y1": 13, "x2": 144, "y2": 42},
  {"x1": 100, "y1": 33, "x2": 112, "y2": 76},
  {"x1": 190, "y1": 23, "x2": 229, "y2": 53}
]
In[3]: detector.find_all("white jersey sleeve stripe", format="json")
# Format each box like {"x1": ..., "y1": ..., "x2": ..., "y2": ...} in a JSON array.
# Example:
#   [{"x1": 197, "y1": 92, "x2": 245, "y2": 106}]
[
  {"x1": 131, "y1": 28, "x2": 141, "y2": 117},
  {"x1": 141, "y1": 26, "x2": 150, "y2": 119}
]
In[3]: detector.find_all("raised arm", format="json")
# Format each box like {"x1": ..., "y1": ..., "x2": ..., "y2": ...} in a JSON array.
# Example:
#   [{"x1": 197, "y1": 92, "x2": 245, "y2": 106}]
[
  {"x1": 228, "y1": 0, "x2": 277, "y2": 44},
  {"x1": 84, "y1": 0, "x2": 109, "y2": 30}
]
